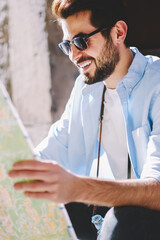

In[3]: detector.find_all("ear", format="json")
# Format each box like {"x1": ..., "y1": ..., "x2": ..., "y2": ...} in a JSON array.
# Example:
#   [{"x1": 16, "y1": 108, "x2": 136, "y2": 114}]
[{"x1": 111, "y1": 20, "x2": 128, "y2": 46}]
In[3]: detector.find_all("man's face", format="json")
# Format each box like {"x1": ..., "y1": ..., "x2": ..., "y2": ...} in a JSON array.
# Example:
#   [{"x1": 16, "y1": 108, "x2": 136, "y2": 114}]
[{"x1": 61, "y1": 10, "x2": 120, "y2": 84}]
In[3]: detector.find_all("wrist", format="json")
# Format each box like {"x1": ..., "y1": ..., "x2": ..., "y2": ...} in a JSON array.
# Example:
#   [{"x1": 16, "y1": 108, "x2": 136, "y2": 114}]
[{"x1": 70, "y1": 175, "x2": 89, "y2": 203}]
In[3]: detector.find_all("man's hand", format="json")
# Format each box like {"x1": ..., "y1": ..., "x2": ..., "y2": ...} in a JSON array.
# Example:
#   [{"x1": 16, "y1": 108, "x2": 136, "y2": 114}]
[{"x1": 8, "y1": 160, "x2": 78, "y2": 204}]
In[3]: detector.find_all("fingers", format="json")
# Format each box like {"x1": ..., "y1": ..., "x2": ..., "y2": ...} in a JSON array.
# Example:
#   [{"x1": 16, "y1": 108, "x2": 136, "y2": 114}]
[
  {"x1": 24, "y1": 191, "x2": 63, "y2": 203},
  {"x1": 12, "y1": 160, "x2": 58, "y2": 171},
  {"x1": 14, "y1": 181, "x2": 55, "y2": 192},
  {"x1": 13, "y1": 180, "x2": 63, "y2": 202},
  {"x1": 8, "y1": 159, "x2": 75, "y2": 203},
  {"x1": 9, "y1": 170, "x2": 56, "y2": 182}
]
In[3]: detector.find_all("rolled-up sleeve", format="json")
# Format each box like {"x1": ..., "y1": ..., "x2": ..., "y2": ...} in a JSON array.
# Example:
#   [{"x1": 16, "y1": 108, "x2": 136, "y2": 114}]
[{"x1": 141, "y1": 90, "x2": 160, "y2": 182}]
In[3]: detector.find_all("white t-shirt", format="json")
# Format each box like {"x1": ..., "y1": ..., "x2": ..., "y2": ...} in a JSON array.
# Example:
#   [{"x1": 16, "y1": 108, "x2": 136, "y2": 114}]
[{"x1": 101, "y1": 88, "x2": 136, "y2": 180}]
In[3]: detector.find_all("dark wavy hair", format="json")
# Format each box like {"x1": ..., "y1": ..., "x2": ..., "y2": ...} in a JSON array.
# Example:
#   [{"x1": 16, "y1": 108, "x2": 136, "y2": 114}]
[{"x1": 52, "y1": 0, "x2": 130, "y2": 47}]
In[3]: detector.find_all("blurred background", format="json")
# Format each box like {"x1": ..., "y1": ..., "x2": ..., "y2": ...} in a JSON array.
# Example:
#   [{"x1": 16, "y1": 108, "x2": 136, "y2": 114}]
[{"x1": 0, "y1": 0, "x2": 159, "y2": 146}]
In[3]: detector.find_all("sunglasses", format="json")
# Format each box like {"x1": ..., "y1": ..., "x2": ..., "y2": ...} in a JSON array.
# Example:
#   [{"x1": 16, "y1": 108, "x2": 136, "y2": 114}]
[{"x1": 58, "y1": 28, "x2": 106, "y2": 55}]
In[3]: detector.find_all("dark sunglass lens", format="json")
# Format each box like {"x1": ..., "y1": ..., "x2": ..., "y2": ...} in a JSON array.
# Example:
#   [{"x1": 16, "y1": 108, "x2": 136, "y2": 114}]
[
  {"x1": 73, "y1": 37, "x2": 88, "y2": 51},
  {"x1": 58, "y1": 41, "x2": 71, "y2": 55}
]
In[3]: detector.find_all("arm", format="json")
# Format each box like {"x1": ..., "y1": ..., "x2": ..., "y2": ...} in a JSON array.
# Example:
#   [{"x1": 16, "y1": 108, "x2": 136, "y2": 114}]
[
  {"x1": 9, "y1": 160, "x2": 160, "y2": 210},
  {"x1": 76, "y1": 176, "x2": 160, "y2": 210}
]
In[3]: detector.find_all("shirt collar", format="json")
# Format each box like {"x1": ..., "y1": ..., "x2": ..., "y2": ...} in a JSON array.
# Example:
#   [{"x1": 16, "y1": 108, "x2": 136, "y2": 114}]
[
  {"x1": 81, "y1": 78, "x2": 104, "y2": 96},
  {"x1": 81, "y1": 47, "x2": 148, "y2": 95}
]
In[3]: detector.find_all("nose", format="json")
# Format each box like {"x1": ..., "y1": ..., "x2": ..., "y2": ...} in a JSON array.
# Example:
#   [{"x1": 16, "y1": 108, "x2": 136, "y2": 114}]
[{"x1": 69, "y1": 44, "x2": 82, "y2": 63}]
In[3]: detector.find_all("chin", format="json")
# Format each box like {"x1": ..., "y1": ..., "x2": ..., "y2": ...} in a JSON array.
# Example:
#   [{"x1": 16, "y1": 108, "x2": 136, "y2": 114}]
[
  {"x1": 83, "y1": 75, "x2": 96, "y2": 85},
  {"x1": 83, "y1": 71, "x2": 96, "y2": 84}
]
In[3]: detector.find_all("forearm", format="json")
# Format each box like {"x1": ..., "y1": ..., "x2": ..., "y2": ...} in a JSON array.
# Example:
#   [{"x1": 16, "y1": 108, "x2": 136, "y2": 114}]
[{"x1": 73, "y1": 176, "x2": 160, "y2": 210}]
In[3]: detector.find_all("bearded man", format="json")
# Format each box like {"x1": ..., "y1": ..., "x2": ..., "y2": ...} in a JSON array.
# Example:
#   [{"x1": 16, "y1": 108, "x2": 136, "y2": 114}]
[{"x1": 9, "y1": 0, "x2": 160, "y2": 239}]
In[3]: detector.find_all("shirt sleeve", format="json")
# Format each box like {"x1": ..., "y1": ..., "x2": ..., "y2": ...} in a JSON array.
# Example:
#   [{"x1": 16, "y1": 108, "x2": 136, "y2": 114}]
[
  {"x1": 141, "y1": 89, "x2": 160, "y2": 182},
  {"x1": 34, "y1": 78, "x2": 78, "y2": 168}
]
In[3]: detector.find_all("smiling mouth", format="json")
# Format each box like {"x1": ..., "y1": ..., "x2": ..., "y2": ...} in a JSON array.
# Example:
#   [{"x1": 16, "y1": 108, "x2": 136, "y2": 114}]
[{"x1": 77, "y1": 60, "x2": 92, "y2": 69}]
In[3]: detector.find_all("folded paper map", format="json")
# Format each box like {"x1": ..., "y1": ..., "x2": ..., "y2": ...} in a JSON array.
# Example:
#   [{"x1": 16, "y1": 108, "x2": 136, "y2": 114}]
[{"x1": 0, "y1": 82, "x2": 77, "y2": 240}]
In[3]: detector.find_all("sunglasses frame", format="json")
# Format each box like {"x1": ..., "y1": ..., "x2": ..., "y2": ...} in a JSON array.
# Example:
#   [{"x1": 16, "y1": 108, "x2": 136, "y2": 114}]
[{"x1": 59, "y1": 28, "x2": 106, "y2": 55}]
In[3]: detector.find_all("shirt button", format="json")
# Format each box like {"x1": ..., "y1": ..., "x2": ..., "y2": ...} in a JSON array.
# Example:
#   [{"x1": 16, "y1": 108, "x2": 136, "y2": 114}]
[{"x1": 129, "y1": 88, "x2": 132, "y2": 92}]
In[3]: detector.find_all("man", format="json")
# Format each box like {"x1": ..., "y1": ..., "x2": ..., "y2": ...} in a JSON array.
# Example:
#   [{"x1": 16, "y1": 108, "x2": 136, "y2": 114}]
[{"x1": 9, "y1": 0, "x2": 160, "y2": 239}]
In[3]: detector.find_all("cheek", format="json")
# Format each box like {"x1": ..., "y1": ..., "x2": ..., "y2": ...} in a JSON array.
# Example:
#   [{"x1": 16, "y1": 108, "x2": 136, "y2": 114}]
[
  {"x1": 85, "y1": 49, "x2": 98, "y2": 59},
  {"x1": 86, "y1": 45, "x2": 104, "y2": 62},
  {"x1": 83, "y1": 41, "x2": 101, "y2": 59}
]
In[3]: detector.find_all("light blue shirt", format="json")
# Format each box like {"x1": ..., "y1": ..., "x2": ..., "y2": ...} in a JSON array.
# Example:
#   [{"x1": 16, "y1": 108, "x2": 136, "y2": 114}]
[{"x1": 35, "y1": 48, "x2": 160, "y2": 182}]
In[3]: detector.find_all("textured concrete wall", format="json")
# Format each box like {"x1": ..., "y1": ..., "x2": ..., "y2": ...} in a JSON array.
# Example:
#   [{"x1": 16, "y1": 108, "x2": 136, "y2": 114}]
[{"x1": 8, "y1": 0, "x2": 52, "y2": 146}]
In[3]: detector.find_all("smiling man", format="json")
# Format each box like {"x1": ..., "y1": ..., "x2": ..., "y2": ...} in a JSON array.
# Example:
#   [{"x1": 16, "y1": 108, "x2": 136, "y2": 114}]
[{"x1": 9, "y1": 0, "x2": 160, "y2": 240}]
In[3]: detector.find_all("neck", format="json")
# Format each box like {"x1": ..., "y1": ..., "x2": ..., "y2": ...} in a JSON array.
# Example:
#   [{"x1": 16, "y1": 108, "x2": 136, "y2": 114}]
[{"x1": 104, "y1": 47, "x2": 134, "y2": 89}]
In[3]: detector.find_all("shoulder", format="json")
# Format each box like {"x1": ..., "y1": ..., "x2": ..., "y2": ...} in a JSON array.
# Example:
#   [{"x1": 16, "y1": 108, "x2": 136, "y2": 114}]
[
  {"x1": 145, "y1": 56, "x2": 160, "y2": 76},
  {"x1": 141, "y1": 56, "x2": 160, "y2": 89}
]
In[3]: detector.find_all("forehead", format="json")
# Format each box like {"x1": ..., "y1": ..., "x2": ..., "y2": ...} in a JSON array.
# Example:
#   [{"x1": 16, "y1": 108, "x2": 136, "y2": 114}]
[{"x1": 60, "y1": 10, "x2": 96, "y2": 40}]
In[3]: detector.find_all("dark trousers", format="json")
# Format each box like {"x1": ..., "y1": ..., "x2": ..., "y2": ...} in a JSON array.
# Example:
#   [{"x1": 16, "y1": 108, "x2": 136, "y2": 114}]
[
  {"x1": 65, "y1": 202, "x2": 110, "y2": 240},
  {"x1": 66, "y1": 203, "x2": 160, "y2": 240},
  {"x1": 99, "y1": 206, "x2": 160, "y2": 240}
]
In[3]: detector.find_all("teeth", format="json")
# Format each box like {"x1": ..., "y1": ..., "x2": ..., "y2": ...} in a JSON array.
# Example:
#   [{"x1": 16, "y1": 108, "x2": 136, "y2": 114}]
[{"x1": 79, "y1": 61, "x2": 91, "y2": 68}]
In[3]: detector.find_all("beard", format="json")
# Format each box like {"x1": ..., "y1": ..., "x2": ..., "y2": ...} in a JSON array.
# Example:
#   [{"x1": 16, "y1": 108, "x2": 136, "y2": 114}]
[{"x1": 78, "y1": 35, "x2": 120, "y2": 85}]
